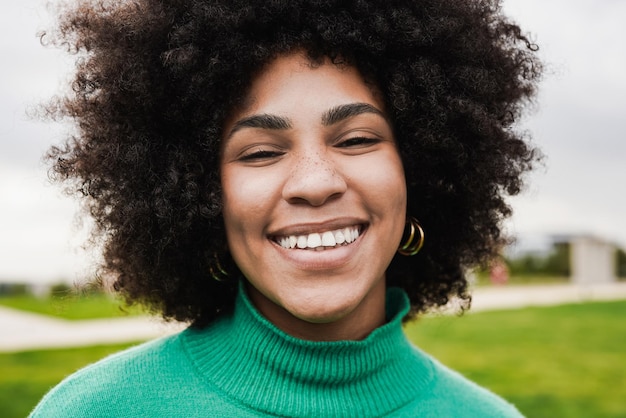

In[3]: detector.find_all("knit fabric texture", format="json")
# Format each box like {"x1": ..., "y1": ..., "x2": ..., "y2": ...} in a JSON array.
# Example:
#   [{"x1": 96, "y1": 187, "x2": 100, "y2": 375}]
[{"x1": 30, "y1": 285, "x2": 523, "y2": 417}]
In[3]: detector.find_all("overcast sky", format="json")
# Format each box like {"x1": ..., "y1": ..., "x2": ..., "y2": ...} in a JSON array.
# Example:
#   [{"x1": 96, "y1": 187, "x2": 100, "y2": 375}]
[{"x1": 1, "y1": 0, "x2": 625, "y2": 283}]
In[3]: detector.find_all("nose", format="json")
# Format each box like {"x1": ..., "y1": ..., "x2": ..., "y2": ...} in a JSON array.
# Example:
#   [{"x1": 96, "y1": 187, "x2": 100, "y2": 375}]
[{"x1": 282, "y1": 151, "x2": 348, "y2": 206}]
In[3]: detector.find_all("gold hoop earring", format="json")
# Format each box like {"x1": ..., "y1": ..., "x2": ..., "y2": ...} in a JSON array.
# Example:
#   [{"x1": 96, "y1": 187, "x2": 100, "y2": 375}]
[
  {"x1": 209, "y1": 253, "x2": 229, "y2": 282},
  {"x1": 398, "y1": 217, "x2": 425, "y2": 256}
]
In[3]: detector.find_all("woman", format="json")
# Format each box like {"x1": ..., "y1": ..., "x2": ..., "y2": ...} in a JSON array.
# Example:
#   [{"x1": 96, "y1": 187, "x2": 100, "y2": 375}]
[{"x1": 32, "y1": 0, "x2": 541, "y2": 416}]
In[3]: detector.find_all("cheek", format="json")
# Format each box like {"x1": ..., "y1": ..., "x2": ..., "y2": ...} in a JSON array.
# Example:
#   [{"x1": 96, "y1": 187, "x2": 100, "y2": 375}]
[
  {"x1": 384, "y1": 155, "x2": 406, "y2": 199},
  {"x1": 357, "y1": 152, "x2": 407, "y2": 211},
  {"x1": 221, "y1": 168, "x2": 276, "y2": 237},
  {"x1": 221, "y1": 169, "x2": 249, "y2": 238},
  {"x1": 387, "y1": 151, "x2": 407, "y2": 199}
]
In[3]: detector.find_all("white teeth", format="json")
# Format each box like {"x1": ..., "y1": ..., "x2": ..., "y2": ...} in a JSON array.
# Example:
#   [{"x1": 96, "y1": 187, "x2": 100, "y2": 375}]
[
  {"x1": 275, "y1": 226, "x2": 361, "y2": 250},
  {"x1": 334, "y1": 229, "x2": 346, "y2": 244},
  {"x1": 321, "y1": 231, "x2": 336, "y2": 246},
  {"x1": 343, "y1": 227, "x2": 353, "y2": 243},
  {"x1": 307, "y1": 233, "x2": 322, "y2": 248}
]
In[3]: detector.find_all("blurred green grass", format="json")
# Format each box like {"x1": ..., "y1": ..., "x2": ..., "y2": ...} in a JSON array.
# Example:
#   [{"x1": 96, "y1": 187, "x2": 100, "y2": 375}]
[
  {"x1": 1, "y1": 343, "x2": 138, "y2": 418},
  {"x1": 2, "y1": 300, "x2": 624, "y2": 417},
  {"x1": 405, "y1": 300, "x2": 626, "y2": 417},
  {"x1": 0, "y1": 293, "x2": 146, "y2": 320},
  {"x1": 472, "y1": 272, "x2": 570, "y2": 287}
]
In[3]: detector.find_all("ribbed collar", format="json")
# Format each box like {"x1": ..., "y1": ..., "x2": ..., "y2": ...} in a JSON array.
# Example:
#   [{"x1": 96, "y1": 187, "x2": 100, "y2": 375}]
[{"x1": 182, "y1": 283, "x2": 434, "y2": 417}]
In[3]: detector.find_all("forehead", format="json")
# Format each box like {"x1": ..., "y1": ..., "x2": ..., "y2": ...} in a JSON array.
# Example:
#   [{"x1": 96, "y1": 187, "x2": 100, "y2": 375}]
[{"x1": 237, "y1": 52, "x2": 384, "y2": 116}]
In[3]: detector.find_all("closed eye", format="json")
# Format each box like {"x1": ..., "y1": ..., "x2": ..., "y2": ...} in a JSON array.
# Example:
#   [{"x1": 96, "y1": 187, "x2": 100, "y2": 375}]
[
  {"x1": 238, "y1": 148, "x2": 285, "y2": 161},
  {"x1": 336, "y1": 137, "x2": 381, "y2": 148}
]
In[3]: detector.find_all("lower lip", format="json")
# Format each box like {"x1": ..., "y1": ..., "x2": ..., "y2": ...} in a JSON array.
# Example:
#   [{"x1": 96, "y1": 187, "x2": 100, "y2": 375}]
[{"x1": 270, "y1": 228, "x2": 366, "y2": 270}]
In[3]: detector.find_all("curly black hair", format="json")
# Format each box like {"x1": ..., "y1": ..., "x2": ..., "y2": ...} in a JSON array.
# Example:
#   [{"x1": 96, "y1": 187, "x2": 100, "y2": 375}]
[{"x1": 42, "y1": 0, "x2": 541, "y2": 326}]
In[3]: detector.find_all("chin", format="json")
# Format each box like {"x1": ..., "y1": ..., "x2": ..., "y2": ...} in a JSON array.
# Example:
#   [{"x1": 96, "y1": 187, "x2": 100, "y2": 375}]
[
  {"x1": 291, "y1": 306, "x2": 352, "y2": 324},
  {"x1": 284, "y1": 293, "x2": 360, "y2": 324}
]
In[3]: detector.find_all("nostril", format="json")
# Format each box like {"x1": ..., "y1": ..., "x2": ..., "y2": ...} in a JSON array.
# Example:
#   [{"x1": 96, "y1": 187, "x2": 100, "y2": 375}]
[{"x1": 282, "y1": 159, "x2": 347, "y2": 206}]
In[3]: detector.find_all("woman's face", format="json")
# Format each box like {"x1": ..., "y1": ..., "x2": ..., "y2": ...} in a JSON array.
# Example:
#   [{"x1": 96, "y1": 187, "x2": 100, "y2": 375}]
[{"x1": 221, "y1": 53, "x2": 407, "y2": 339}]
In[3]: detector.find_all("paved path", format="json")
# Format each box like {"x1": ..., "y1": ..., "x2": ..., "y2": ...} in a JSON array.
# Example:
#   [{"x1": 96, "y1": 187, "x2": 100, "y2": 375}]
[
  {"x1": 459, "y1": 281, "x2": 626, "y2": 312},
  {"x1": 0, "y1": 308, "x2": 186, "y2": 352},
  {"x1": 2, "y1": 282, "x2": 626, "y2": 352}
]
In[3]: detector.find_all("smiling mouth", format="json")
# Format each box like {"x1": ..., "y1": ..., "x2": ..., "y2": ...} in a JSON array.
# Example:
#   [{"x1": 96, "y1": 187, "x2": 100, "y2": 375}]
[{"x1": 272, "y1": 225, "x2": 364, "y2": 251}]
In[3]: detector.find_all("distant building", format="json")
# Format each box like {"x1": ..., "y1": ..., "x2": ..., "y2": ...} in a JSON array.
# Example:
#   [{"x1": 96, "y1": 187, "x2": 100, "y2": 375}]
[
  {"x1": 553, "y1": 234, "x2": 618, "y2": 284},
  {"x1": 506, "y1": 233, "x2": 622, "y2": 283}
]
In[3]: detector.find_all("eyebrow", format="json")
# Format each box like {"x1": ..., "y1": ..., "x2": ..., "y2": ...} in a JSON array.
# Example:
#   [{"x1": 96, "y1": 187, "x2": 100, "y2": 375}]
[
  {"x1": 226, "y1": 102, "x2": 386, "y2": 138},
  {"x1": 227, "y1": 114, "x2": 292, "y2": 138},
  {"x1": 321, "y1": 103, "x2": 386, "y2": 126}
]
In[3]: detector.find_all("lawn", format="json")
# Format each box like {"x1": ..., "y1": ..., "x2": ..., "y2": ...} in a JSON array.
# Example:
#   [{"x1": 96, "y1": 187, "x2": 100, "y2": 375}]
[
  {"x1": 2, "y1": 300, "x2": 624, "y2": 417},
  {"x1": 405, "y1": 300, "x2": 626, "y2": 417},
  {"x1": 0, "y1": 342, "x2": 138, "y2": 418},
  {"x1": 0, "y1": 293, "x2": 146, "y2": 320}
]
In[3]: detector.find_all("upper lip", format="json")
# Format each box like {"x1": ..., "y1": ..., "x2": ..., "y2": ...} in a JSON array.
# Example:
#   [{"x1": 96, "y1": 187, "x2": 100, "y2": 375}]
[{"x1": 268, "y1": 218, "x2": 368, "y2": 237}]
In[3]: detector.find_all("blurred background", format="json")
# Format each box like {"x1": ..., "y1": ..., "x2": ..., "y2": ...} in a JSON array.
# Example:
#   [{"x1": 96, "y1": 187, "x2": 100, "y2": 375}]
[
  {"x1": 1, "y1": 0, "x2": 625, "y2": 417},
  {"x1": 1, "y1": 0, "x2": 625, "y2": 286}
]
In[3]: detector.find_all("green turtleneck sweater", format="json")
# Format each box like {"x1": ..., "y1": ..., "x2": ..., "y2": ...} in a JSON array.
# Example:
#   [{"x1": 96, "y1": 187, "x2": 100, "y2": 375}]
[{"x1": 30, "y1": 286, "x2": 523, "y2": 417}]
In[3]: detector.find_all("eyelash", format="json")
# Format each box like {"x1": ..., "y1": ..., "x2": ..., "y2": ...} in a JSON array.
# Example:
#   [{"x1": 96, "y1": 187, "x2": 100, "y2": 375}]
[
  {"x1": 238, "y1": 149, "x2": 285, "y2": 161},
  {"x1": 336, "y1": 136, "x2": 381, "y2": 148},
  {"x1": 237, "y1": 136, "x2": 381, "y2": 161}
]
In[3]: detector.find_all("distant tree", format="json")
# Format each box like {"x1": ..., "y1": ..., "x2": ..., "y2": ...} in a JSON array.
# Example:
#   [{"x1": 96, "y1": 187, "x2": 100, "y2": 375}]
[
  {"x1": 505, "y1": 242, "x2": 570, "y2": 277},
  {"x1": 544, "y1": 242, "x2": 570, "y2": 277},
  {"x1": 50, "y1": 282, "x2": 73, "y2": 298},
  {"x1": 507, "y1": 254, "x2": 544, "y2": 276},
  {"x1": 0, "y1": 283, "x2": 29, "y2": 296},
  {"x1": 617, "y1": 248, "x2": 626, "y2": 278}
]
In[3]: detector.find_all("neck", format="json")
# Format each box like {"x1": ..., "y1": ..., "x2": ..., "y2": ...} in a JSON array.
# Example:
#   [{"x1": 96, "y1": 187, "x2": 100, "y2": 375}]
[
  {"x1": 181, "y1": 285, "x2": 428, "y2": 417},
  {"x1": 247, "y1": 280, "x2": 387, "y2": 341}
]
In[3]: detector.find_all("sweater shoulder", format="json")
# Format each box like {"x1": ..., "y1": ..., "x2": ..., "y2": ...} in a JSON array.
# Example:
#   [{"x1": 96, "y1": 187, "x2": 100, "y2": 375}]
[
  {"x1": 28, "y1": 333, "x2": 197, "y2": 417},
  {"x1": 394, "y1": 349, "x2": 524, "y2": 417}
]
